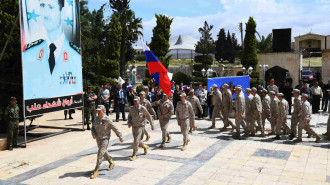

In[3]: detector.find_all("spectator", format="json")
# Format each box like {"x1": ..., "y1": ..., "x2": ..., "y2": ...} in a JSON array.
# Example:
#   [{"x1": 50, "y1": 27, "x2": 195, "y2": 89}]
[
  {"x1": 195, "y1": 84, "x2": 207, "y2": 118},
  {"x1": 144, "y1": 86, "x2": 152, "y2": 102},
  {"x1": 122, "y1": 79, "x2": 129, "y2": 93},
  {"x1": 173, "y1": 85, "x2": 181, "y2": 113},
  {"x1": 267, "y1": 79, "x2": 279, "y2": 94},
  {"x1": 100, "y1": 83, "x2": 110, "y2": 115},
  {"x1": 295, "y1": 80, "x2": 303, "y2": 90},
  {"x1": 282, "y1": 82, "x2": 293, "y2": 115},
  {"x1": 311, "y1": 81, "x2": 323, "y2": 114},
  {"x1": 127, "y1": 86, "x2": 134, "y2": 106},
  {"x1": 300, "y1": 82, "x2": 312, "y2": 103},
  {"x1": 323, "y1": 80, "x2": 330, "y2": 112},
  {"x1": 319, "y1": 79, "x2": 325, "y2": 109},
  {"x1": 207, "y1": 87, "x2": 213, "y2": 120},
  {"x1": 114, "y1": 84, "x2": 127, "y2": 122},
  {"x1": 256, "y1": 83, "x2": 263, "y2": 97},
  {"x1": 286, "y1": 74, "x2": 293, "y2": 87}
]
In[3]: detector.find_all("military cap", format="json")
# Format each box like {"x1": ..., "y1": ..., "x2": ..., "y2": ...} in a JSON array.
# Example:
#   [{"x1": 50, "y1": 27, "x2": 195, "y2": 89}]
[
  {"x1": 10, "y1": 97, "x2": 17, "y2": 101},
  {"x1": 223, "y1": 83, "x2": 229, "y2": 87},
  {"x1": 301, "y1": 93, "x2": 309, "y2": 98},
  {"x1": 251, "y1": 87, "x2": 257, "y2": 91},
  {"x1": 277, "y1": 93, "x2": 284, "y2": 97},
  {"x1": 292, "y1": 89, "x2": 300, "y2": 93},
  {"x1": 212, "y1": 84, "x2": 218, "y2": 88},
  {"x1": 245, "y1": 88, "x2": 251, "y2": 92},
  {"x1": 189, "y1": 89, "x2": 194, "y2": 93},
  {"x1": 140, "y1": 91, "x2": 146, "y2": 95},
  {"x1": 134, "y1": 96, "x2": 140, "y2": 101},
  {"x1": 96, "y1": 105, "x2": 105, "y2": 111},
  {"x1": 235, "y1": 86, "x2": 242, "y2": 91},
  {"x1": 269, "y1": 91, "x2": 276, "y2": 95},
  {"x1": 180, "y1": 93, "x2": 187, "y2": 97},
  {"x1": 262, "y1": 89, "x2": 268, "y2": 93},
  {"x1": 87, "y1": 86, "x2": 92, "y2": 89}
]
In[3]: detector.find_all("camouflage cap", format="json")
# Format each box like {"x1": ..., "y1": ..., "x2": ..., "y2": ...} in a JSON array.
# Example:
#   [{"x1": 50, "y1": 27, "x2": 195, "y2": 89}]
[
  {"x1": 262, "y1": 89, "x2": 268, "y2": 93},
  {"x1": 180, "y1": 93, "x2": 187, "y2": 97},
  {"x1": 269, "y1": 91, "x2": 276, "y2": 95},
  {"x1": 277, "y1": 93, "x2": 284, "y2": 97},
  {"x1": 251, "y1": 87, "x2": 257, "y2": 91},
  {"x1": 292, "y1": 89, "x2": 300, "y2": 93},
  {"x1": 212, "y1": 84, "x2": 218, "y2": 88},
  {"x1": 245, "y1": 88, "x2": 251, "y2": 92},
  {"x1": 301, "y1": 93, "x2": 309, "y2": 98},
  {"x1": 10, "y1": 97, "x2": 17, "y2": 101},
  {"x1": 96, "y1": 105, "x2": 105, "y2": 111},
  {"x1": 235, "y1": 86, "x2": 242, "y2": 91},
  {"x1": 223, "y1": 83, "x2": 229, "y2": 87},
  {"x1": 189, "y1": 89, "x2": 194, "y2": 93},
  {"x1": 133, "y1": 96, "x2": 140, "y2": 101},
  {"x1": 140, "y1": 91, "x2": 146, "y2": 95}
]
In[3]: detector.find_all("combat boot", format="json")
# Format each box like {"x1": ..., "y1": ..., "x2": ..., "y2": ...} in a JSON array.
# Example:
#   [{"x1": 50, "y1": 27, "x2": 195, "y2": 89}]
[
  {"x1": 289, "y1": 133, "x2": 295, "y2": 140},
  {"x1": 259, "y1": 133, "x2": 266, "y2": 138},
  {"x1": 167, "y1": 135, "x2": 171, "y2": 143},
  {"x1": 130, "y1": 152, "x2": 137, "y2": 161},
  {"x1": 90, "y1": 166, "x2": 99, "y2": 179},
  {"x1": 142, "y1": 144, "x2": 149, "y2": 155},
  {"x1": 231, "y1": 124, "x2": 237, "y2": 131},
  {"x1": 189, "y1": 127, "x2": 193, "y2": 134},
  {"x1": 181, "y1": 142, "x2": 187, "y2": 151},
  {"x1": 145, "y1": 134, "x2": 150, "y2": 142},
  {"x1": 294, "y1": 138, "x2": 302, "y2": 143},
  {"x1": 159, "y1": 141, "x2": 165, "y2": 148},
  {"x1": 208, "y1": 125, "x2": 215, "y2": 129},
  {"x1": 187, "y1": 139, "x2": 190, "y2": 145},
  {"x1": 86, "y1": 124, "x2": 91, "y2": 130},
  {"x1": 268, "y1": 131, "x2": 275, "y2": 135},
  {"x1": 273, "y1": 135, "x2": 281, "y2": 140},
  {"x1": 220, "y1": 127, "x2": 227, "y2": 132},
  {"x1": 107, "y1": 159, "x2": 115, "y2": 171},
  {"x1": 315, "y1": 135, "x2": 321, "y2": 143},
  {"x1": 193, "y1": 125, "x2": 197, "y2": 131}
]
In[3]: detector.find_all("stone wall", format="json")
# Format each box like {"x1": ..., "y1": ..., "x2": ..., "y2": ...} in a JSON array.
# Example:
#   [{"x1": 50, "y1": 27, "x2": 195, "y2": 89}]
[
  {"x1": 322, "y1": 50, "x2": 330, "y2": 82},
  {"x1": 257, "y1": 52, "x2": 302, "y2": 87}
]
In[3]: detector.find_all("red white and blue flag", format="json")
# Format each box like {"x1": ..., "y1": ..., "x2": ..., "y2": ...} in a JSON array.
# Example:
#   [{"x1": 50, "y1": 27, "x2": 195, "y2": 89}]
[{"x1": 141, "y1": 39, "x2": 172, "y2": 95}]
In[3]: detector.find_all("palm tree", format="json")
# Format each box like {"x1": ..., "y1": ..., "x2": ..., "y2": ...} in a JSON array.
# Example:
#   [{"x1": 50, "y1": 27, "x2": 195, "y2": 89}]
[{"x1": 256, "y1": 32, "x2": 272, "y2": 53}]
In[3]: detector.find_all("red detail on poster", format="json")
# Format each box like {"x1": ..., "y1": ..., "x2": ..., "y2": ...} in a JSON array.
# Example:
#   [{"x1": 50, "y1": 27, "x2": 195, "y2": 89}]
[
  {"x1": 38, "y1": 48, "x2": 44, "y2": 60},
  {"x1": 64, "y1": 52, "x2": 68, "y2": 62}
]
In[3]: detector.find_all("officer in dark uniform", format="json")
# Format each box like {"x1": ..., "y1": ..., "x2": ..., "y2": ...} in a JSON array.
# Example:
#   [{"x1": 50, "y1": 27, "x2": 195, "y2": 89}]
[{"x1": 5, "y1": 97, "x2": 20, "y2": 150}]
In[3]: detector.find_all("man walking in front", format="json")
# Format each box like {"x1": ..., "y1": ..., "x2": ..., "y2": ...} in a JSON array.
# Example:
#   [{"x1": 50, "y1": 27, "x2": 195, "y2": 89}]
[
  {"x1": 250, "y1": 87, "x2": 265, "y2": 137},
  {"x1": 261, "y1": 89, "x2": 271, "y2": 130},
  {"x1": 140, "y1": 91, "x2": 155, "y2": 142},
  {"x1": 221, "y1": 83, "x2": 236, "y2": 132},
  {"x1": 209, "y1": 84, "x2": 223, "y2": 129},
  {"x1": 269, "y1": 91, "x2": 278, "y2": 135},
  {"x1": 274, "y1": 93, "x2": 291, "y2": 140},
  {"x1": 290, "y1": 89, "x2": 301, "y2": 140},
  {"x1": 90, "y1": 105, "x2": 124, "y2": 179},
  {"x1": 187, "y1": 89, "x2": 202, "y2": 133},
  {"x1": 234, "y1": 87, "x2": 246, "y2": 138}
]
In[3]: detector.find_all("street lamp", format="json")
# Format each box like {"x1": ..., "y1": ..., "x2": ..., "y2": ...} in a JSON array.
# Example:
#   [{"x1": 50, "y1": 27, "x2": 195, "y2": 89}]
[
  {"x1": 207, "y1": 68, "x2": 213, "y2": 78},
  {"x1": 132, "y1": 67, "x2": 136, "y2": 85},
  {"x1": 201, "y1": 68, "x2": 206, "y2": 77},
  {"x1": 126, "y1": 65, "x2": 136, "y2": 86},
  {"x1": 259, "y1": 64, "x2": 269, "y2": 88},
  {"x1": 242, "y1": 66, "x2": 253, "y2": 76}
]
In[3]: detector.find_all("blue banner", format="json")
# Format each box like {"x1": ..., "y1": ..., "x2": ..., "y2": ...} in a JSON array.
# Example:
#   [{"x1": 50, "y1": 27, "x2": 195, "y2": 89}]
[{"x1": 207, "y1": 76, "x2": 250, "y2": 99}]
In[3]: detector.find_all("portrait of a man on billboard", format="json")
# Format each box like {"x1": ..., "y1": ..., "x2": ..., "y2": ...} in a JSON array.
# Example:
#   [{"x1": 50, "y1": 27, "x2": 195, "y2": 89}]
[{"x1": 21, "y1": 0, "x2": 82, "y2": 100}]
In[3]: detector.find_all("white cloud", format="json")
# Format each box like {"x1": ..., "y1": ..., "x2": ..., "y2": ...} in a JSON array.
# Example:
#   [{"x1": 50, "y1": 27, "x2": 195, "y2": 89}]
[{"x1": 140, "y1": 0, "x2": 330, "y2": 45}]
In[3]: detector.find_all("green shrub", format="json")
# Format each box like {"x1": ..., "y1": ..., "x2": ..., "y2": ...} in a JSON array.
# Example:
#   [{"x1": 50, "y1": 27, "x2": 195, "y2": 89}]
[
  {"x1": 250, "y1": 70, "x2": 260, "y2": 78},
  {"x1": 142, "y1": 78, "x2": 150, "y2": 86},
  {"x1": 135, "y1": 84, "x2": 144, "y2": 94},
  {"x1": 192, "y1": 71, "x2": 203, "y2": 77},
  {"x1": 135, "y1": 54, "x2": 146, "y2": 61},
  {"x1": 173, "y1": 71, "x2": 189, "y2": 85},
  {"x1": 193, "y1": 63, "x2": 210, "y2": 72},
  {"x1": 189, "y1": 77, "x2": 207, "y2": 85},
  {"x1": 194, "y1": 55, "x2": 213, "y2": 65},
  {"x1": 236, "y1": 71, "x2": 243, "y2": 76}
]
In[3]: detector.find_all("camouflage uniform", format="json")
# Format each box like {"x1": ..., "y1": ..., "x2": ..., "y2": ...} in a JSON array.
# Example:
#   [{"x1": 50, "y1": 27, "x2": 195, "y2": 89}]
[
  {"x1": 244, "y1": 93, "x2": 253, "y2": 133},
  {"x1": 262, "y1": 94, "x2": 271, "y2": 128},
  {"x1": 234, "y1": 92, "x2": 246, "y2": 136},
  {"x1": 267, "y1": 85, "x2": 279, "y2": 94},
  {"x1": 140, "y1": 98, "x2": 155, "y2": 141},
  {"x1": 152, "y1": 99, "x2": 174, "y2": 144},
  {"x1": 270, "y1": 96, "x2": 279, "y2": 134},
  {"x1": 91, "y1": 115, "x2": 122, "y2": 168},
  {"x1": 328, "y1": 102, "x2": 330, "y2": 139},
  {"x1": 211, "y1": 90, "x2": 223, "y2": 128},
  {"x1": 297, "y1": 100, "x2": 320, "y2": 141},
  {"x1": 291, "y1": 95, "x2": 302, "y2": 136},
  {"x1": 128, "y1": 104, "x2": 154, "y2": 153},
  {"x1": 176, "y1": 100, "x2": 195, "y2": 144},
  {"x1": 84, "y1": 92, "x2": 97, "y2": 127},
  {"x1": 276, "y1": 98, "x2": 291, "y2": 135},
  {"x1": 187, "y1": 94, "x2": 202, "y2": 132},
  {"x1": 222, "y1": 89, "x2": 235, "y2": 130},
  {"x1": 5, "y1": 104, "x2": 19, "y2": 149},
  {"x1": 250, "y1": 94, "x2": 264, "y2": 135}
]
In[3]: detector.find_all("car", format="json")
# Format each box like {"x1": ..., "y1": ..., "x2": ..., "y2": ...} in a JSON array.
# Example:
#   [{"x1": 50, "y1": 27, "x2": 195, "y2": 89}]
[{"x1": 301, "y1": 70, "x2": 314, "y2": 83}]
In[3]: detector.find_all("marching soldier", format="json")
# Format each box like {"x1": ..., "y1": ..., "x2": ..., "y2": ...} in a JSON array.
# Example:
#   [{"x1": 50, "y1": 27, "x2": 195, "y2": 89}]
[
  {"x1": 84, "y1": 86, "x2": 97, "y2": 130},
  {"x1": 290, "y1": 89, "x2": 301, "y2": 140},
  {"x1": 187, "y1": 89, "x2": 202, "y2": 133},
  {"x1": 90, "y1": 105, "x2": 123, "y2": 179},
  {"x1": 209, "y1": 84, "x2": 223, "y2": 129},
  {"x1": 269, "y1": 91, "x2": 278, "y2": 135},
  {"x1": 326, "y1": 90, "x2": 330, "y2": 140},
  {"x1": 234, "y1": 87, "x2": 247, "y2": 138},
  {"x1": 5, "y1": 97, "x2": 20, "y2": 150},
  {"x1": 274, "y1": 93, "x2": 291, "y2": 139},
  {"x1": 140, "y1": 91, "x2": 156, "y2": 142},
  {"x1": 220, "y1": 83, "x2": 236, "y2": 132},
  {"x1": 250, "y1": 87, "x2": 265, "y2": 137},
  {"x1": 243, "y1": 88, "x2": 253, "y2": 136},
  {"x1": 294, "y1": 94, "x2": 321, "y2": 143},
  {"x1": 261, "y1": 89, "x2": 271, "y2": 129},
  {"x1": 128, "y1": 97, "x2": 154, "y2": 161},
  {"x1": 176, "y1": 93, "x2": 195, "y2": 151},
  {"x1": 267, "y1": 79, "x2": 279, "y2": 94},
  {"x1": 152, "y1": 93, "x2": 174, "y2": 148}
]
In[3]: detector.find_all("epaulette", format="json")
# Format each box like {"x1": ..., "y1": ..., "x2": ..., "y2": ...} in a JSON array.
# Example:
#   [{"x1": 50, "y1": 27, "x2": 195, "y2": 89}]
[
  {"x1": 25, "y1": 39, "x2": 44, "y2": 51},
  {"x1": 69, "y1": 42, "x2": 81, "y2": 54}
]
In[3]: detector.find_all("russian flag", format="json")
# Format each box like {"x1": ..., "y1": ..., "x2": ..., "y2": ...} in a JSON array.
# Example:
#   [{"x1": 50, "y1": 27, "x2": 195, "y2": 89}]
[{"x1": 141, "y1": 39, "x2": 172, "y2": 95}]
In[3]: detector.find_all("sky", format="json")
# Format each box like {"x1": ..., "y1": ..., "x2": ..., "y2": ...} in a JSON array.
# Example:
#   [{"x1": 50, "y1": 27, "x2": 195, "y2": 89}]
[{"x1": 88, "y1": 0, "x2": 330, "y2": 46}]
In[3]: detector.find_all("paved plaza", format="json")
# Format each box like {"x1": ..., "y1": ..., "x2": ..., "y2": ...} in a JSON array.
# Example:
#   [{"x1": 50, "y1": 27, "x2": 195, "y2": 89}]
[{"x1": 1, "y1": 110, "x2": 330, "y2": 185}]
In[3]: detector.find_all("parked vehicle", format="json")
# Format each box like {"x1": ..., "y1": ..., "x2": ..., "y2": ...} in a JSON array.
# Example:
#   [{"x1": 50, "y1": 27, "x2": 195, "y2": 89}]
[{"x1": 301, "y1": 70, "x2": 314, "y2": 83}]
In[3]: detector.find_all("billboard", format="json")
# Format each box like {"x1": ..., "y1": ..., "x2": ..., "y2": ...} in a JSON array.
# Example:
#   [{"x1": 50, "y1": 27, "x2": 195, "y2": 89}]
[
  {"x1": 19, "y1": 0, "x2": 83, "y2": 117},
  {"x1": 207, "y1": 76, "x2": 250, "y2": 99}
]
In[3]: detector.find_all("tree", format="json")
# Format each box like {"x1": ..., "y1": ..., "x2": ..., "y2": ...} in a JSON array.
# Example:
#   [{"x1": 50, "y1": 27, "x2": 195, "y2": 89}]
[
  {"x1": 224, "y1": 31, "x2": 233, "y2": 62},
  {"x1": 149, "y1": 14, "x2": 173, "y2": 69},
  {"x1": 106, "y1": 13, "x2": 122, "y2": 60},
  {"x1": 215, "y1": 28, "x2": 226, "y2": 62},
  {"x1": 195, "y1": 21, "x2": 215, "y2": 55},
  {"x1": 241, "y1": 17, "x2": 258, "y2": 69},
  {"x1": 257, "y1": 33, "x2": 272, "y2": 53}
]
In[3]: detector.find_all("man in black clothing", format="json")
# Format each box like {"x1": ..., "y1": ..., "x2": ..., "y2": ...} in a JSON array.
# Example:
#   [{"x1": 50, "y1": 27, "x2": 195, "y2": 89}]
[
  {"x1": 295, "y1": 80, "x2": 303, "y2": 90},
  {"x1": 323, "y1": 80, "x2": 330, "y2": 112},
  {"x1": 282, "y1": 82, "x2": 293, "y2": 115},
  {"x1": 173, "y1": 85, "x2": 181, "y2": 113},
  {"x1": 207, "y1": 87, "x2": 213, "y2": 120},
  {"x1": 127, "y1": 86, "x2": 135, "y2": 106},
  {"x1": 114, "y1": 84, "x2": 127, "y2": 122}
]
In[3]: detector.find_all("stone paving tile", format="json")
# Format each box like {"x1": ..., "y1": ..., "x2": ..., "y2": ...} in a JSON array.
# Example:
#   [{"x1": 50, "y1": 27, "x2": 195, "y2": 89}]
[{"x1": 253, "y1": 148, "x2": 291, "y2": 160}]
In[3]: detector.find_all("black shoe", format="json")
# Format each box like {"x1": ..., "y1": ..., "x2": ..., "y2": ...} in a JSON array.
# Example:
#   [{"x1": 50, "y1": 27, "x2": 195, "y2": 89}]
[
  {"x1": 8, "y1": 146, "x2": 13, "y2": 151},
  {"x1": 69, "y1": 117, "x2": 73, "y2": 119},
  {"x1": 64, "y1": 116, "x2": 67, "y2": 120},
  {"x1": 322, "y1": 132, "x2": 328, "y2": 136},
  {"x1": 123, "y1": 119, "x2": 127, "y2": 121},
  {"x1": 116, "y1": 119, "x2": 119, "y2": 122},
  {"x1": 87, "y1": 127, "x2": 91, "y2": 130},
  {"x1": 273, "y1": 135, "x2": 281, "y2": 140},
  {"x1": 289, "y1": 134, "x2": 295, "y2": 140}
]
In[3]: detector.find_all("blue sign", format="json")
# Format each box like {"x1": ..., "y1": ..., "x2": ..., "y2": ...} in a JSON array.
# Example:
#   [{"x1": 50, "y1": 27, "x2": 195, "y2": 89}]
[{"x1": 207, "y1": 76, "x2": 250, "y2": 99}]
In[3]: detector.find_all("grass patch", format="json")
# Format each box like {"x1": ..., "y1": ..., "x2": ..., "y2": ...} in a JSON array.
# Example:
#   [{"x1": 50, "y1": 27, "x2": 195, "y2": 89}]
[{"x1": 302, "y1": 57, "x2": 322, "y2": 67}]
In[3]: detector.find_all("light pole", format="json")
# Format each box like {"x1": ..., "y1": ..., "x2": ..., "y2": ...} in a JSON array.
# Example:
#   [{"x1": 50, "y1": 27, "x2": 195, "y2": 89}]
[
  {"x1": 259, "y1": 64, "x2": 269, "y2": 88},
  {"x1": 126, "y1": 65, "x2": 136, "y2": 86},
  {"x1": 242, "y1": 66, "x2": 253, "y2": 76},
  {"x1": 201, "y1": 68, "x2": 206, "y2": 77},
  {"x1": 207, "y1": 68, "x2": 213, "y2": 78}
]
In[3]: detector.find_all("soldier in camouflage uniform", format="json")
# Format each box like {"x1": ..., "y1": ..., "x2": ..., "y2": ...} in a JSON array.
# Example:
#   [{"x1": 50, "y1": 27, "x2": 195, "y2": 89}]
[
  {"x1": 5, "y1": 97, "x2": 20, "y2": 150},
  {"x1": 128, "y1": 97, "x2": 154, "y2": 161},
  {"x1": 261, "y1": 89, "x2": 271, "y2": 129},
  {"x1": 176, "y1": 93, "x2": 195, "y2": 151},
  {"x1": 294, "y1": 94, "x2": 321, "y2": 143},
  {"x1": 234, "y1": 87, "x2": 247, "y2": 138},
  {"x1": 187, "y1": 89, "x2": 202, "y2": 133},
  {"x1": 274, "y1": 93, "x2": 291, "y2": 140},
  {"x1": 290, "y1": 89, "x2": 302, "y2": 140},
  {"x1": 140, "y1": 91, "x2": 156, "y2": 142},
  {"x1": 243, "y1": 88, "x2": 253, "y2": 136},
  {"x1": 152, "y1": 93, "x2": 174, "y2": 148},
  {"x1": 220, "y1": 83, "x2": 236, "y2": 132},
  {"x1": 209, "y1": 84, "x2": 223, "y2": 129},
  {"x1": 267, "y1": 79, "x2": 279, "y2": 94},
  {"x1": 269, "y1": 91, "x2": 278, "y2": 135},
  {"x1": 84, "y1": 86, "x2": 97, "y2": 130},
  {"x1": 90, "y1": 105, "x2": 123, "y2": 179},
  {"x1": 250, "y1": 87, "x2": 265, "y2": 137}
]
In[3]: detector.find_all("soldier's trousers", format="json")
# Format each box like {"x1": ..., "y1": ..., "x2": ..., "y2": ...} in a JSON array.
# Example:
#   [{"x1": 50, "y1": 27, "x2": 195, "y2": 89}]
[
  {"x1": 179, "y1": 118, "x2": 189, "y2": 143},
  {"x1": 327, "y1": 116, "x2": 330, "y2": 138},
  {"x1": 244, "y1": 114, "x2": 252, "y2": 133},
  {"x1": 261, "y1": 112, "x2": 270, "y2": 128},
  {"x1": 7, "y1": 123, "x2": 19, "y2": 148},
  {"x1": 160, "y1": 118, "x2": 170, "y2": 142},
  {"x1": 222, "y1": 109, "x2": 235, "y2": 128},
  {"x1": 251, "y1": 113, "x2": 264, "y2": 134},
  {"x1": 84, "y1": 108, "x2": 95, "y2": 125},
  {"x1": 298, "y1": 119, "x2": 318, "y2": 139},
  {"x1": 291, "y1": 113, "x2": 299, "y2": 136},
  {"x1": 276, "y1": 117, "x2": 291, "y2": 135},
  {"x1": 96, "y1": 139, "x2": 111, "y2": 167},
  {"x1": 235, "y1": 116, "x2": 246, "y2": 135},
  {"x1": 269, "y1": 115, "x2": 277, "y2": 133},
  {"x1": 133, "y1": 126, "x2": 145, "y2": 152},
  {"x1": 212, "y1": 107, "x2": 223, "y2": 126}
]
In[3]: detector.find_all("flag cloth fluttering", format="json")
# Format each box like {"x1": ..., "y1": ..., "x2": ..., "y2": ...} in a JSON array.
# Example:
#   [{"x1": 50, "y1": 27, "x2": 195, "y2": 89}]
[{"x1": 141, "y1": 39, "x2": 172, "y2": 95}]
